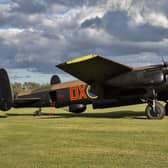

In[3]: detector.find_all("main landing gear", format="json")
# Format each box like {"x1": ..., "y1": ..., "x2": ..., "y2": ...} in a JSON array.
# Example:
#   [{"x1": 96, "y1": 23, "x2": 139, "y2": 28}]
[
  {"x1": 145, "y1": 90, "x2": 165, "y2": 119},
  {"x1": 145, "y1": 102, "x2": 165, "y2": 119}
]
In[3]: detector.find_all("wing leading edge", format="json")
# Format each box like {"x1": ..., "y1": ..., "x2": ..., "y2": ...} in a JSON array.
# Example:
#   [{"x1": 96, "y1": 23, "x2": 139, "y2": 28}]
[{"x1": 57, "y1": 54, "x2": 132, "y2": 84}]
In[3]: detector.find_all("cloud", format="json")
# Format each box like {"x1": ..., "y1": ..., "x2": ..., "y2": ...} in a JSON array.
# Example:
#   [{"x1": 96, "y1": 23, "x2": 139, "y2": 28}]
[
  {"x1": 0, "y1": 0, "x2": 168, "y2": 83},
  {"x1": 11, "y1": 0, "x2": 46, "y2": 14}
]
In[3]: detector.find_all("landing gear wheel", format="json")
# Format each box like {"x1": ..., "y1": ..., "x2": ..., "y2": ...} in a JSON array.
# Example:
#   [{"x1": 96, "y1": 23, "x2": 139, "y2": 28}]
[
  {"x1": 145, "y1": 102, "x2": 165, "y2": 119},
  {"x1": 165, "y1": 103, "x2": 168, "y2": 116}
]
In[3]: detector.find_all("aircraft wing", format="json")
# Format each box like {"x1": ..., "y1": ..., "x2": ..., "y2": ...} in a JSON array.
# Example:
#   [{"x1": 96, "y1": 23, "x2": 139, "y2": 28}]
[{"x1": 57, "y1": 54, "x2": 132, "y2": 84}]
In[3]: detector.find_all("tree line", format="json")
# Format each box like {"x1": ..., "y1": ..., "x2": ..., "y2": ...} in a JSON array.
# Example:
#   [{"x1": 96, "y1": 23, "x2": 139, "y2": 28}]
[{"x1": 12, "y1": 82, "x2": 50, "y2": 95}]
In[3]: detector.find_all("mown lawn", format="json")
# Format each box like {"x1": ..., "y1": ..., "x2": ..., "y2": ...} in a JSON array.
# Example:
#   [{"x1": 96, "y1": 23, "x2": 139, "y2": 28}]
[{"x1": 0, "y1": 104, "x2": 168, "y2": 168}]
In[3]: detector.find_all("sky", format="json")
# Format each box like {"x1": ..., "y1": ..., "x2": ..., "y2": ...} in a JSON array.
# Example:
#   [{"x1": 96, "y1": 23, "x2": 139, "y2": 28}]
[{"x1": 0, "y1": 0, "x2": 168, "y2": 83}]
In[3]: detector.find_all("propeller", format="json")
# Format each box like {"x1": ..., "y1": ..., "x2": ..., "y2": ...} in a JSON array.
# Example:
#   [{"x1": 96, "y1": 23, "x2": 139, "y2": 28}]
[{"x1": 161, "y1": 56, "x2": 167, "y2": 67}]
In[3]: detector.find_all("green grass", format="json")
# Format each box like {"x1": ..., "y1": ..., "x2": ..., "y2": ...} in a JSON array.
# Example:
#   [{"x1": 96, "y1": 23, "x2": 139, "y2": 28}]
[{"x1": 1, "y1": 104, "x2": 168, "y2": 168}]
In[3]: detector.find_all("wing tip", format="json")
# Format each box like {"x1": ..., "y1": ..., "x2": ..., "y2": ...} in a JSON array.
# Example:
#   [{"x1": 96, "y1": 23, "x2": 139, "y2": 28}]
[
  {"x1": 66, "y1": 54, "x2": 97, "y2": 64},
  {"x1": 56, "y1": 54, "x2": 97, "y2": 69}
]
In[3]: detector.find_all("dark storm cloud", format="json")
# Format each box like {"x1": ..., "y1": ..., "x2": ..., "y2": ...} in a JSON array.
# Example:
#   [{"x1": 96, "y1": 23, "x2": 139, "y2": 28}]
[
  {"x1": 81, "y1": 11, "x2": 168, "y2": 42},
  {"x1": 104, "y1": 11, "x2": 168, "y2": 42},
  {"x1": 81, "y1": 17, "x2": 102, "y2": 29}
]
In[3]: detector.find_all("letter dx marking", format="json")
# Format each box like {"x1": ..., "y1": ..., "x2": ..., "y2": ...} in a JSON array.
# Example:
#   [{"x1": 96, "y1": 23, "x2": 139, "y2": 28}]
[{"x1": 70, "y1": 85, "x2": 87, "y2": 101}]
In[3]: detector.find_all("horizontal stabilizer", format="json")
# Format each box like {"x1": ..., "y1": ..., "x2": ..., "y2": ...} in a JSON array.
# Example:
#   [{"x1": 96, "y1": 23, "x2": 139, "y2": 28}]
[{"x1": 14, "y1": 98, "x2": 40, "y2": 107}]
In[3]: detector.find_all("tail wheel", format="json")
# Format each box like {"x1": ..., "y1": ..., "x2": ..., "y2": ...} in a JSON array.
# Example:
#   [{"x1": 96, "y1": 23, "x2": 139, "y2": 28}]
[
  {"x1": 34, "y1": 108, "x2": 42, "y2": 116},
  {"x1": 165, "y1": 103, "x2": 168, "y2": 116},
  {"x1": 145, "y1": 102, "x2": 165, "y2": 119}
]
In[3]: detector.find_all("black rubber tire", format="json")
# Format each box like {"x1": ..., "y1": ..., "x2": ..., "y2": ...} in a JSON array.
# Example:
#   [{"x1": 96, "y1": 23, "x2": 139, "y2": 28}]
[
  {"x1": 145, "y1": 102, "x2": 165, "y2": 119},
  {"x1": 165, "y1": 103, "x2": 168, "y2": 116}
]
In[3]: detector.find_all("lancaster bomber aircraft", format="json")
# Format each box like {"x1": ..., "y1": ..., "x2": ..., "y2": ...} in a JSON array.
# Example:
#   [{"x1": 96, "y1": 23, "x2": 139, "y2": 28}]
[{"x1": 1, "y1": 54, "x2": 168, "y2": 119}]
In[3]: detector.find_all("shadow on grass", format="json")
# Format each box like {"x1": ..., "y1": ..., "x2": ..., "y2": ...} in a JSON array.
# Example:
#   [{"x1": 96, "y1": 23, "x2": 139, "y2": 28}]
[
  {"x1": 0, "y1": 115, "x2": 7, "y2": 118},
  {"x1": 39, "y1": 111, "x2": 146, "y2": 120},
  {"x1": 6, "y1": 113, "x2": 53, "y2": 116},
  {"x1": 4, "y1": 110, "x2": 146, "y2": 119}
]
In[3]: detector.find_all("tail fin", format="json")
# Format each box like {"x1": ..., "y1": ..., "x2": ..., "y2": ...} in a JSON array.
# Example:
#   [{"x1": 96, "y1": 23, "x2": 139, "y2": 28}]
[
  {"x1": 0, "y1": 69, "x2": 13, "y2": 111},
  {"x1": 50, "y1": 75, "x2": 61, "y2": 85}
]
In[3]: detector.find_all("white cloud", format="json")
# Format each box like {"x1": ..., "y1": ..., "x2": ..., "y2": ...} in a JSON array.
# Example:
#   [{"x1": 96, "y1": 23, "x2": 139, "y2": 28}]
[
  {"x1": 146, "y1": 12, "x2": 168, "y2": 28},
  {"x1": 0, "y1": 0, "x2": 168, "y2": 83},
  {"x1": 0, "y1": 28, "x2": 24, "y2": 40}
]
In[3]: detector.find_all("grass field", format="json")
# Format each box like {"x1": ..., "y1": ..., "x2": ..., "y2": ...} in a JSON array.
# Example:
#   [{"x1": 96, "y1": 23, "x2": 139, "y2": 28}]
[{"x1": 0, "y1": 104, "x2": 168, "y2": 168}]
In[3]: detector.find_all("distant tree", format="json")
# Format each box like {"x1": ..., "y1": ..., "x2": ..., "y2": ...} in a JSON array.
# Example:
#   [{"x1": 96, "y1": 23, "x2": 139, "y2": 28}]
[
  {"x1": 22, "y1": 82, "x2": 40, "y2": 90},
  {"x1": 12, "y1": 82, "x2": 50, "y2": 95},
  {"x1": 40, "y1": 83, "x2": 50, "y2": 89},
  {"x1": 12, "y1": 82, "x2": 24, "y2": 95}
]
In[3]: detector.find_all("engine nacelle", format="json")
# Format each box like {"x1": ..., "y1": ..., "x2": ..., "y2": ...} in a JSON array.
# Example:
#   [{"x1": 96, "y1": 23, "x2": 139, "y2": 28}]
[
  {"x1": 69, "y1": 104, "x2": 86, "y2": 113},
  {"x1": 106, "y1": 69, "x2": 165, "y2": 87}
]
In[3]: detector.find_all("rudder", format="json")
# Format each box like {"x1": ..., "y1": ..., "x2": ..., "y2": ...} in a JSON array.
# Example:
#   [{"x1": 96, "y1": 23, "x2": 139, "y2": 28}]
[{"x1": 0, "y1": 69, "x2": 13, "y2": 111}]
